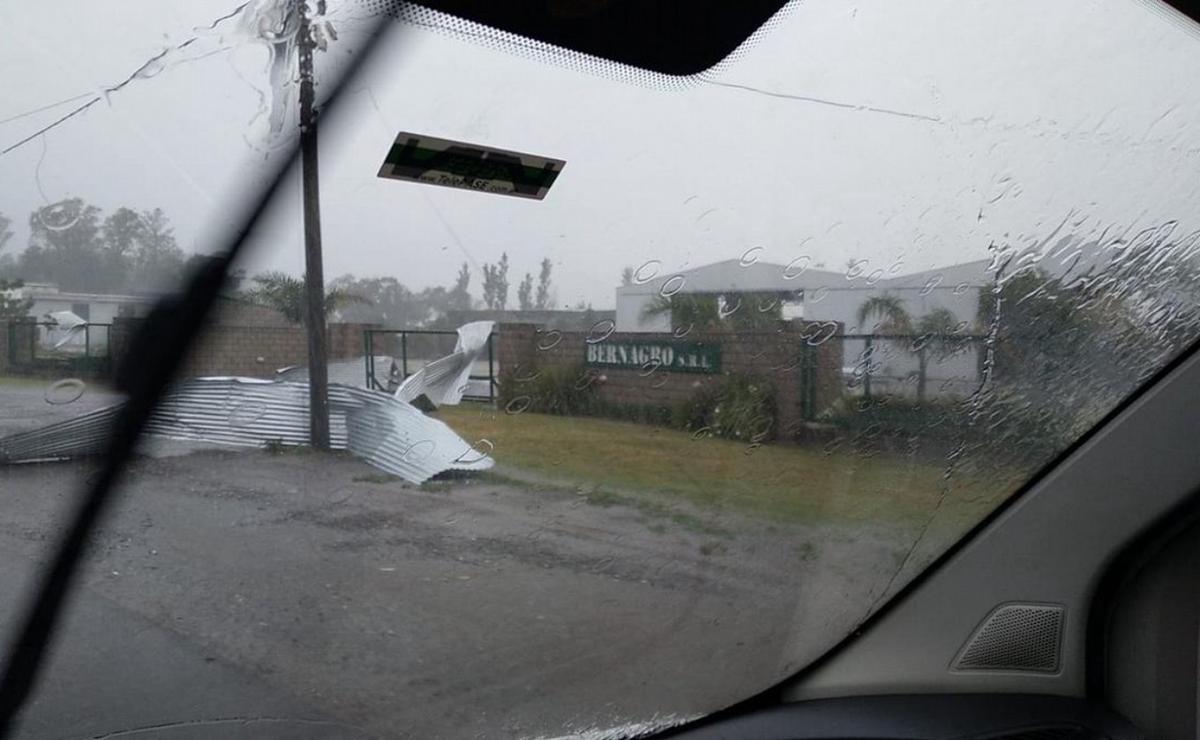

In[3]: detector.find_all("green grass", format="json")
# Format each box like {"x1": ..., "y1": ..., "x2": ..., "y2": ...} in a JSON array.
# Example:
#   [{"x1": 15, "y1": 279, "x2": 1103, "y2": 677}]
[
  {"x1": 0, "y1": 375, "x2": 61, "y2": 389},
  {"x1": 436, "y1": 405, "x2": 1023, "y2": 527}
]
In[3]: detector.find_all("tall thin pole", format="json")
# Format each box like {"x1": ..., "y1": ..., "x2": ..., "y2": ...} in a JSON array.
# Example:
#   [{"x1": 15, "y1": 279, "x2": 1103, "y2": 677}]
[{"x1": 298, "y1": 2, "x2": 330, "y2": 449}]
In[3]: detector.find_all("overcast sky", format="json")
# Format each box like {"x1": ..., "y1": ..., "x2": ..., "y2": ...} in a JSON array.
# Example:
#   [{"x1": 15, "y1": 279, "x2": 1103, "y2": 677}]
[{"x1": 2, "y1": 0, "x2": 1200, "y2": 309}]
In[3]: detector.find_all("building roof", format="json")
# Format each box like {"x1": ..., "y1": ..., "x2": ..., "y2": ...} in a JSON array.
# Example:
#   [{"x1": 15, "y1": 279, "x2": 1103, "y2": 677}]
[
  {"x1": 442, "y1": 308, "x2": 615, "y2": 331},
  {"x1": 615, "y1": 257, "x2": 993, "y2": 296},
  {"x1": 16, "y1": 283, "x2": 158, "y2": 304},
  {"x1": 881, "y1": 259, "x2": 992, "y2": 289},
  {"x1": 615, "y1": 258, "x2": 844, "y2": 296}
]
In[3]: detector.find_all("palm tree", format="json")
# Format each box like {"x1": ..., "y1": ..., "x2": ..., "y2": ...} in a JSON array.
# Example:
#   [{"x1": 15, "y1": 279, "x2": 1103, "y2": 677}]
[
  {"x1": 855, "y1": 293, "x2": 912, "y2": 399},
  {"x1": 912, "y1": 307, "x2": 962, "y2": 401},
  {"x1": 642, "y1": 292, "x2": 786, "y2": 332},
  {"x1": 856, "y1": 293, "x2": 913, "y2": 333},
  {"x1": 641, "y1": 294, "x2": 721, "y2": 332},
  {"x1": 247, "y1": 271, "x2": 370, "y2": 324}
]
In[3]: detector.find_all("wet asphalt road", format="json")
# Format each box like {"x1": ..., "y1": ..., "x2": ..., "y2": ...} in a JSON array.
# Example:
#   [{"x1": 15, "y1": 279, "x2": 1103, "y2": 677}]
[{"x1": 0, "y1": 383, "x2": 908, "y2": 739}]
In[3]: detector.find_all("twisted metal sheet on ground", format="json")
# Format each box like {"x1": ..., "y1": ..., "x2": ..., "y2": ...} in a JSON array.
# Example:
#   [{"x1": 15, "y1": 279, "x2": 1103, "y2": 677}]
[
  {"x1": 0, "y1": 404, "x2": 119, "y2": 463},
  {"x1": 0, "y1": 378, "x2": 492, "y2": 484},
  {"x1": 275, "y1": 355, "x2": 395, "y2": 388}
]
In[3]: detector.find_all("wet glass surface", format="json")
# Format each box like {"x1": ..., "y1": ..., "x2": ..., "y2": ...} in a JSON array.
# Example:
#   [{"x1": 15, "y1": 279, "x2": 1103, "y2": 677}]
[{"x1": 2, "y1": 1, "x2": 1200, "y2": 737}]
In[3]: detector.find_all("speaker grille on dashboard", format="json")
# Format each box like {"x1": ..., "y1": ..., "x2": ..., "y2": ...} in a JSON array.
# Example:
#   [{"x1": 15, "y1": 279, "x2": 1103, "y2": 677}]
[{"x1": 953, "y1": 603, "x2": 1065, "y2": 672}]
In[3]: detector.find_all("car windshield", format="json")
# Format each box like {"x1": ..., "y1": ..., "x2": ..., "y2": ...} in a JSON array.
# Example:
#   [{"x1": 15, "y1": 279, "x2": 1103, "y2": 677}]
[{"x1": 2, "y1": 1, "x2": 1200, "y2": 738}]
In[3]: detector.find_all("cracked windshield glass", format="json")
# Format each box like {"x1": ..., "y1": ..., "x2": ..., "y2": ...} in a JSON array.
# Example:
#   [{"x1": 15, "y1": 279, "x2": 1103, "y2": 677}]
[{"x1": 2, "y1": 0, "x2": 1200, "y2": 737}]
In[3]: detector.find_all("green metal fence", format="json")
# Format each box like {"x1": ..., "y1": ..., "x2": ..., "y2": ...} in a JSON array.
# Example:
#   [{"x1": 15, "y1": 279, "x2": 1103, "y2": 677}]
[
  {"x1": 362, "y1": 328, "x2": 496, "y2": 402},
  {"x1": 4, "y1": 320, "x2": 112, "y2": 377}
]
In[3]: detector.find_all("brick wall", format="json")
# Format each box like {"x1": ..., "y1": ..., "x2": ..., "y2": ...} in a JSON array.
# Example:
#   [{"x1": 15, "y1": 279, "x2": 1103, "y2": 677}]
[
  {"x1": 210, "y1": 297, "x2": 296, "y2": 327},
  {"x1": 111, "y1": 318, "x2": 371, "y2": 380},
  {"x1": 496, "y1": 321, "x2": 843, "y2": 439}
]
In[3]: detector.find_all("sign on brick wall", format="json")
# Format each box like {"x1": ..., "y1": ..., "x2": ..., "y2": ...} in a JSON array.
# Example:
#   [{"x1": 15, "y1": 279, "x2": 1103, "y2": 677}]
[{"x1": 584, "y1": 339, "x2": 720, "y2": 374}]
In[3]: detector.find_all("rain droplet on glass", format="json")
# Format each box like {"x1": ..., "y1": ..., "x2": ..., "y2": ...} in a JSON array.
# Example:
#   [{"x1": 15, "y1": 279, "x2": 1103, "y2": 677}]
[
  {"x1": 782, "y1": 256, "x2": 811, "y2": 279},
  {"x1": 633, "y1": 260, "x2": 661, "y2": 285},
  {"x1": 739, "y1": 247, "x2": 763, "y2": 267},
  {"x1": 586, "y1": 319, "x2": 616, "y2": 344},
  {"x1": 659, "y1": 275, "x2": 686, "y2": 297},
  {"x1": 44, "y1": 378, "x2": 86, "y2": 405}
]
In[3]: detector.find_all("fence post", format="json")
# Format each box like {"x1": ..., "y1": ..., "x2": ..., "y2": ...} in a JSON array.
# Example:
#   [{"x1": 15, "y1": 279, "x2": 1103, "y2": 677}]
[
  {"x1": 400, "y1": 333, "x2": 408, "y2": 379},
  {"x1": 487, "y1": 333, "x2": 495, "y2": 404},
  {"x1": 808, "y1": 341, "x2": 819, "y2": 420},
  {"x1": 363, "y1": 329, "x2": 373, "y2": 389},
  {"x1": 798, "y1": 341, "x2": 811, "y2": 421},
  {"x1": 862, "y1": 335, "x2": 874, "y2": 400}
]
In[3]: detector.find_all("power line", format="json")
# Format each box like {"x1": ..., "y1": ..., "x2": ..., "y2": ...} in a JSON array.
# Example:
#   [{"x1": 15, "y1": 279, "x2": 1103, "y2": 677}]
[
  {"x1": 0, "y1": 98, "x2": 100, "y2": 157},
  {"x1": 0, "y1": 92, "x2": 97, "y2": 127},
  {"x1": 0, "y1": 1, "x2": 252, "y2": 158}
]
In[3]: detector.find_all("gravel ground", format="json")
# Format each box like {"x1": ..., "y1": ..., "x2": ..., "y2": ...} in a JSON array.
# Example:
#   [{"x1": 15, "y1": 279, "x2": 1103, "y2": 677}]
[{"x1": 0, "y1": 381, "x2": 913, "y2": 739}]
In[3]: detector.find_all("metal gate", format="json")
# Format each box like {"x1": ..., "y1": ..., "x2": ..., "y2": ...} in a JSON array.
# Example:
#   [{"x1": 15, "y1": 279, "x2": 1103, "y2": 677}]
[
  {"x1": 362, "y1": 328, "x2": 496, "y2": 402},
  {"x1": 5, "y1": 320, "x2": 112, "y2": 377}
]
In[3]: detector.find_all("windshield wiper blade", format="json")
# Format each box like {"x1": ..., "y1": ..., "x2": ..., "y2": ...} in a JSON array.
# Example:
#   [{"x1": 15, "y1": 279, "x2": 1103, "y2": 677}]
[{"x1": 0, "y1": 11, "x2": 393, "y2": 736}]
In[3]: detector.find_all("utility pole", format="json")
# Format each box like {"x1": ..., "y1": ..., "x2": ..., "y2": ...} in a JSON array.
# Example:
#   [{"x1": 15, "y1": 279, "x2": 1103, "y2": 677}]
[{"x1": 298, "y1": 0, "x2": 330, "y2": 449}]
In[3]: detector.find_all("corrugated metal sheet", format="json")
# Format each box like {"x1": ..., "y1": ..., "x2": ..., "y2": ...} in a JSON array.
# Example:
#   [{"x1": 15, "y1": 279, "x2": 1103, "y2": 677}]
[
  {"x1": 0, "y1": 377, "x2": 492, "y2": 484},
  {"x1": 0, "y1": 404, "x2": 117, "y2": 463},
  {"x1": 395, "y1": 321, "x2": 493, "y2": 406},
  {"x1": 275, "y1": 355, "x2": 395, "y2": 387}
]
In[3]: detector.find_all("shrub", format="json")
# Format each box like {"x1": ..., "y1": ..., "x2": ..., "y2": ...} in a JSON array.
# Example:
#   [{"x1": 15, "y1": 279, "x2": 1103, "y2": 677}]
[
  {"x1": 500, "y1": 365, "x2": 776, "y2": 444},
  {"x1": 500, "y1": 364, "x2": 598, "y2": 416},
  {"x1": 679, "y1": 373, "x2": 775, "y2": 442},
  {"x1": 820, "y1": 394, "x2": 958, "y2": 433},
  {"x1": 819, "y1": 391, "x2": 1070, "y2": 454}
]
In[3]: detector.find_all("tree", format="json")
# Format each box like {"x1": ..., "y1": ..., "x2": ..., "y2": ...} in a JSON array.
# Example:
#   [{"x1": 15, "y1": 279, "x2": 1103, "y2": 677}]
[
  {"x1": 12, "y1": 201, "x2": 187, "y2": 294},
  {"x1": 976, "y1": 270, "x2": 1100, "y2": 385},
  {"x1": 642, "y1": 294, "x2": 720, "y2": 331},
  {"x1": 973, "y1": 240, "x2": 1199, "y2": 447},
  {"x1": 856, "y1": 293, "x2": 912, "y2": 333},
  {"x1": 620, "y1": 266, "x2": 635, "y2": 286},
  {"x1": 517, "y1": 272, "x2": 534, "y2": 310},
  {"x1": 0, "y1": 212, "x2": 11, "y2": 254},
  {"x1": 129, "y1": 208, "x2": 185, "y2": 292},
  {"x1": 20, "y1": 198, "x2": 109, "y2": 292},
  {"x1": 535, "y1": 257, "x2": 553, "y2": 309},
  {"x1": 481, "y1": 252, "x2": 510, "y2": 310},
  {"x1": 0, "y1": 212, "x2": 16, "y2": 280},
  {"x1": 912, "y1": 307, "x2": 963, "y2": 402},
  {"x1": 101, "y1": 208, "x2": 143, "y2": 270},
  {"x1": 855, "y1": 293, "x2": 913, "y2": 398},
  {"x1": 0, "y1": 279, "x2": 33, "y2": 319},
  {"x1": 449, "y1": 262, "x2": 472, "y2": 311},
  {"x1": 481, "y1": 265, "x2": 497, "y2": 310},
  {"x1": 183, "y1": 254, "x2": 246, "y2": 293},
  {"x1": 101, "y1": 207, "x2": 186, "y2": 293},
  {"x1": 327, "y1": 274, "x2": 467, "y2": 327},
  {"x1": 725, "y1": 292, "x2": 785, "y2": 330},
  {"x1": 641, "y1": 291, "x2": 786, "y2": 332},
  {"x1": 248, "y1": 271, "x2": 370, "y2": 324}
]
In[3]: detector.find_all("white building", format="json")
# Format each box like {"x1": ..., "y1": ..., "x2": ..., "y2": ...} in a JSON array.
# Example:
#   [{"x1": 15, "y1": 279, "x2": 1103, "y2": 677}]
[
  {"x1": 615, "y1": 258, "x2": 992, "y2": 397},
  {"x1": 3, "y1": 283, "x2": 156, "y2": 351}
]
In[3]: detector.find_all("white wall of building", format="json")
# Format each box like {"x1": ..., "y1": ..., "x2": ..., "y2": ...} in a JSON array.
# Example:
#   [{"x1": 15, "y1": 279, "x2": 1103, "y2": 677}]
[
  {"x1": 614, "y1": 290, "x2": 669, "y2": 332},
  {"x1": 613, "y1": 259, "x2": 992, "y2": 398},
  {"x1": 13, "y1": 286, "x2": 154, "y2": 352}
]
